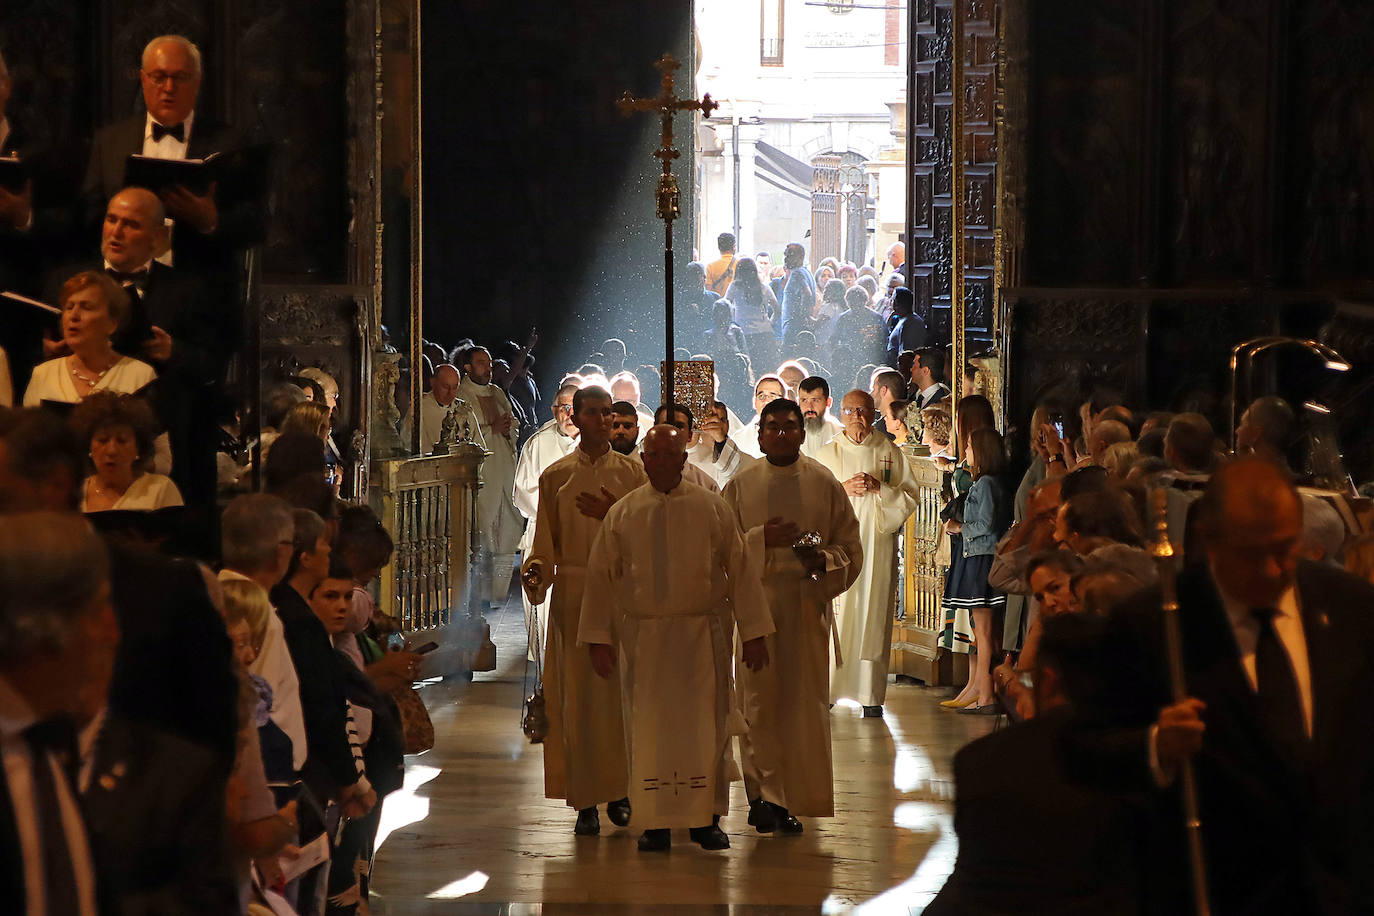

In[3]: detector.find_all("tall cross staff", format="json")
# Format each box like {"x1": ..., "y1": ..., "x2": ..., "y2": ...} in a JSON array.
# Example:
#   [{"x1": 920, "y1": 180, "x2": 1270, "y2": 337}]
[{"x1": 616, "y1": 54, "x2": 718, "y2": 407}]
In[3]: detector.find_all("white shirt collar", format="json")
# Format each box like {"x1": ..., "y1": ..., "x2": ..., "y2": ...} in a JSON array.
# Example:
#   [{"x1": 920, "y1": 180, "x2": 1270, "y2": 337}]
[
  {"x1": 0, "y1": 673, "x2": 38, "y2": 738},
  {"x1": 102, "y1": 257, "x2": 155, "y2": 275},
  {"x1": 145, "y1": 110, "x2": 195, "y2": 144},
  {"x1": 919, "y1": 382, "x2": 945, "y2": 403},
  {"x1": 1212, "y1": 571, "x2": 1300, "y2": 630}
]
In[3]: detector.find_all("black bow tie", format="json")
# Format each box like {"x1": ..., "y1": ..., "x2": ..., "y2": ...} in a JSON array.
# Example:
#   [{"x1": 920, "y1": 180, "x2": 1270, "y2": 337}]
[
  {"x1": 107, "y1": 267, "x2": 149, "y2": 285},
  {"x1": 151, "y1": 121, "x2": 186, "y2": 143},
  {"x1": 23, "y1": 717, "x2": 78, "y2": 761}
]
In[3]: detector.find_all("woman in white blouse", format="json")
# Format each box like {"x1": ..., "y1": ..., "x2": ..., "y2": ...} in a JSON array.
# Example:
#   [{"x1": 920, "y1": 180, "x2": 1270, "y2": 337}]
[
  {"x1": 73, "y1": 391, "x2": 183, "y2": 512},
  {"x1": 23, "y1": 270, "x2": 171, "y2": 472}
]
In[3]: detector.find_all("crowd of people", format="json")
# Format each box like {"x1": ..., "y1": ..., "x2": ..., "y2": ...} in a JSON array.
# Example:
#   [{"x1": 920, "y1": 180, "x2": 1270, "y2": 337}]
[{"x1": 5, "y1": 24, "x2": 1374, "y2": 913}]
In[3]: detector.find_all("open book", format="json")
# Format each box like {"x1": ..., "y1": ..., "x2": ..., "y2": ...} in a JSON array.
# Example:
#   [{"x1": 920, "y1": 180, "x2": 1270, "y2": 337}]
[{"x1": 122, "y1": 143, "x2": 272, "y2": 198}]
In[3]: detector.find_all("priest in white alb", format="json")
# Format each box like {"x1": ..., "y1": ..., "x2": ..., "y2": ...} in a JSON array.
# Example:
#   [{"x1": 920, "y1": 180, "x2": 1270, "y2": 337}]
[
  {"x1": 690, "y1": 400, "x2": 753, "y2": 489},
  {"x1": 797, "y1": 376, "x2": 843, "y2": 459},
  {"x1": 815, "y1": 389, "x2": 920, "y2": 716},
  {"x1": 723, "y1": 398, "x2": 862, "y2": 834},
  {"x1": 729, "y1": 374, "x2": 786, "y2": 458},
  {"x1": 513, "y1": 381, "x2": 579, "y2": 659},
  {"x1": 522, "y1": 385, "x2": 646, "y2": 836},
  {"x1": 460, "y1": 345, "x2": 523, "y2": 602},
  {"x1": 580, "y1": 425, "x2": 773, "y2": 852}
]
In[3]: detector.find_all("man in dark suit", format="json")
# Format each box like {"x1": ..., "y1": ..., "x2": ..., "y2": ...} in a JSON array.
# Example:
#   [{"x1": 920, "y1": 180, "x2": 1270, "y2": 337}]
[
  {"x1": 83, "y1": 35, "x2": 261, "y2": 288},
  {"x1": 0, "y1": 512, "x2": 112, "y2": 916},
  {"x1": 928, "y1": 613, "x2": 1152, "y2": 915},
  {"x1": 49, "y1": 186, "x2": 232, "y2": 521},
  {"x1": 1091, "y1": 459, "x2": 1374, "y2": 915}
]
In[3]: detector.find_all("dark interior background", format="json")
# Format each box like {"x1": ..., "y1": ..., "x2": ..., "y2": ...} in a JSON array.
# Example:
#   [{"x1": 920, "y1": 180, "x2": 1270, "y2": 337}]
[{"x1": 416, "y1": 0, "x2": 695, "y2": 379}]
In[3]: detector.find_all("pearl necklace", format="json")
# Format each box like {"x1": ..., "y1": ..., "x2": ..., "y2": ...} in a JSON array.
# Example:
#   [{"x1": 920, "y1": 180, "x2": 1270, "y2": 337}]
[{"x1": 68, "y1": 355, "x2": 113, "y2": 388}]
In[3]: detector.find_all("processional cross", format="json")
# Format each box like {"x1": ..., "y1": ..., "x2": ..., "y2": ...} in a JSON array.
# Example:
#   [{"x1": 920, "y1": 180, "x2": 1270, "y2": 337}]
[{"x1": 616, "y1": 54, "x2": 718, "y2": 407}]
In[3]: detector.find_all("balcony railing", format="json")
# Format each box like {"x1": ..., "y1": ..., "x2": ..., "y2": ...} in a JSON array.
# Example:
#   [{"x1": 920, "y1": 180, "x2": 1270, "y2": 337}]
[{"x1": 890, "y1": 452, "x2": 952, "y2": 685}]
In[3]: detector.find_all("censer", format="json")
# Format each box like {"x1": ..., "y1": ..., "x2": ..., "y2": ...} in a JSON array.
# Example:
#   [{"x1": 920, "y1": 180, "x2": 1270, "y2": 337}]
[{"x1": 521, "y1": 564, "x2": 549, "y2": 743}]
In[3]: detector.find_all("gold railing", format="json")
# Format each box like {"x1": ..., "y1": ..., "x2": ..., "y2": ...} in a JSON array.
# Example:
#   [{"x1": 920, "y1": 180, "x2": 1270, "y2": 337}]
[
  {"x1": 891, "y1": 452, "x2": 951, "y2": 685},
  {"x1": 369, "y1": 446, "x2": 483, "y2": 631}
]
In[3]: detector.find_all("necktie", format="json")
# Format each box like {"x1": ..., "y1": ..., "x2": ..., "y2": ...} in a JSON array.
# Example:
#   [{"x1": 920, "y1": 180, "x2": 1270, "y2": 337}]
[
  {"x1": 22, "y1": 720, "x2": 82, "y2": 915},
  {"x1": 1251, "y1": 607, "x2": 1307, "y2": 763},
  {"x1": 151, "y1": 121, "x2": 185, "y2": 143}
]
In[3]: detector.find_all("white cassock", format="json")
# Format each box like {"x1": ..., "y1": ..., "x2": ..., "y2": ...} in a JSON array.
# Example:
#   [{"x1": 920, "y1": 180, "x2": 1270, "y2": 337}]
[
  {"x1": 800, "y1": 414, "x2": 843, "y2": 460},
  {"x1": 513, "y1": 419, "x2": 578, "y2": 659},
  {"x1": 460, "y1": 377, "x2": 523, "y2": 600},
  {"x1": 579, "y1": 480, "x2": 774, "y2": 829},
  {"x1": 522, "y1": 447, "x2": 647, "y2": 809},
  {"x1": 689, "y1": 435, "x2": 753, "y2": 490},
  {"x1": 400, "y1": 391, "x2": 486, "y2": 455},
  {"x1": 815, "y1": 432, "x2": 920, "y2": 706},
  {"x1": 723, "y1": 456, "x2": 862, "y2": 817},
  {"x1": 730, "y1": 415, "x2": 763, "y2": 458}
]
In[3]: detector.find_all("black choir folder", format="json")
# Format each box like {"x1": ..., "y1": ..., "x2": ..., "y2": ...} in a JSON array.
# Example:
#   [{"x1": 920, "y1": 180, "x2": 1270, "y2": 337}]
[
  {"x1": 0, "y1": 156, "x2": 29, "y2": 193},
  {"x1": 122, "y1": 143, "x2": 272, "y2": 198}
]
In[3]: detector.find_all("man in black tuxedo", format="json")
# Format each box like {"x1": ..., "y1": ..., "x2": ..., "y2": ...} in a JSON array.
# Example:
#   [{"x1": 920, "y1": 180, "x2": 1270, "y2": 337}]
[
  {"x1": 49, "y1": 186, "x2": 232, "y2": 522},
  {"x1": 928, "y1": 613, "x2": 1153, "y2": 916},
  {"x1": 83, "y1": 35, "x2": 261, "y2": 289},
  {"x1": 1091, "y1": 459, "x2": 1374, "y2": 915}
]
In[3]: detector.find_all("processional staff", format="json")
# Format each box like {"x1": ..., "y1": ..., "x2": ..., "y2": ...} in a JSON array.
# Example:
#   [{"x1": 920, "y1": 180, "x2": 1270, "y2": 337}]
[
  {"x1": 1150, "y1": 488, "x2": 1211, "y2": 916},
  {"x1": 615, "y1": 54, "x2": 718, "y2": 407}
]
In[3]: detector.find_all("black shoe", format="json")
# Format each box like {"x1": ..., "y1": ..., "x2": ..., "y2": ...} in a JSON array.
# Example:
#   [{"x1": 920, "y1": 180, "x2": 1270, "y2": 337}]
[
  {"x1": 689, "y1": 822, "x2": 730, "y2": 850},
  {"x1": 607, "y1": 796, "x2": 632, "y2": 827},
  {"x1": 771, "y1": 803, "x2": 803, "y2": 834},
  {"x1": 747, "y1": 797, "x2": 776, "y2": 834},
  {"x1": 637, "y1": 828, "x2": 671, "y2": 852},
  {"x1": 863, "y1": 705, "x2": 884, "y2": 718},
  {"x1": 574, "y1": 807, "x2": 600, "y2": 836}
]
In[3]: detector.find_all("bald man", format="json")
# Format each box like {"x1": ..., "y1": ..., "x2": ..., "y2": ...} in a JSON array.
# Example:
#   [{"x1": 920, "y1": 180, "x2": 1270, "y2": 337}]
[
  {"x1": 1096, "y1": 459, "x2": 1374, "y2": 914},
  {"x1": 581, "y1": 425, "x2": 773, "y2": 851},
  {"x1": 84, "y1": 35, "x2": 262, "y2": 282},
  {"x1": 400, "y1": 363, "x2": 485, "y2": 456},
  {"x1": 44, "y1": 186, "x2": 230, "y2": 524},
  {"x1": 814, "y1": 391, "x2": 920, "y2": 715}
]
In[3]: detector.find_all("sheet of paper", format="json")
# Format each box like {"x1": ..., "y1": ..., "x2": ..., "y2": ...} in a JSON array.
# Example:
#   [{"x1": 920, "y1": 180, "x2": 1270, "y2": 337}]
[{"x1": 278, "y1": 830, "x2": 330, "y2": 883}]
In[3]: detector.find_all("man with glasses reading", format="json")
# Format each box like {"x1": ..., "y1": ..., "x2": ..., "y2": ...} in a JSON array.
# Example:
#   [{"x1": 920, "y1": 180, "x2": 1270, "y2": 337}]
[
  {"x1": 723, "y1": 396, "x2": 862, "y2": 835},
  {"x1": 83, "y1": 35, "x2": 261, "y2": 285},
  {"x1": 815, "y1": 390, "x2": 920, "y2": 717}
]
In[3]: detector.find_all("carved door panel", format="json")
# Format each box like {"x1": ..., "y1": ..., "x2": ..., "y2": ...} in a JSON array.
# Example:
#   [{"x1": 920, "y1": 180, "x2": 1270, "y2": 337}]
[{"x1": 811, "y1": 154, "x2": 842, "y2": 267}]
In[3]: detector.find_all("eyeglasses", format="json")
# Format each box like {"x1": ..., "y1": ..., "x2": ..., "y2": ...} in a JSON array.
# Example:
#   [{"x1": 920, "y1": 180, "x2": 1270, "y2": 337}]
[
  {"x1": 554, "y1": 404, "x2": 574, "y2": 413},
  {"x1": 840, "y1": 407, "x2": 873, "y2": 417},
  {"x1": 755, "y1": 390, "x2": 782, "y2": 403},
  {"x1": 142, "y1": 70, "x2": 196, "y2": 87}
]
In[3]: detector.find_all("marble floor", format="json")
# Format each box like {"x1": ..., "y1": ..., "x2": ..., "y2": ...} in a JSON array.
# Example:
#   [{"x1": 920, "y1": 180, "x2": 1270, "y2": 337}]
[{"x1": 370, "y1": 597, "x2": 998, "y2": 915}]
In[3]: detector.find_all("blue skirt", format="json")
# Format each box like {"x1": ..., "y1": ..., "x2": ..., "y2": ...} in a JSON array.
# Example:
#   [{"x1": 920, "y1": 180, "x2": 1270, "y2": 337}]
[{"x1": 938, "y1": 546, "x2": 1005, "y2": 653}]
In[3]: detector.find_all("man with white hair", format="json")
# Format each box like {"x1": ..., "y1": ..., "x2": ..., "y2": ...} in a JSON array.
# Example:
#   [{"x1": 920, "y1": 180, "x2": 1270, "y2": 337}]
[
  {"x1": 815, "y1": 390, "x2": 921, "y2": 716},
  {"x1": 400, "y1": 362, "x2": 485, "y2": 456},
  {"x1": 83, "y1": 35, "x2": 261, "y2": 280},
  {"x1": 514, "y1": 380, "x2": 580, "y2": 658},
  {"x1": 219, "y1": 494, "x2": 307, "y2": 776}
]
